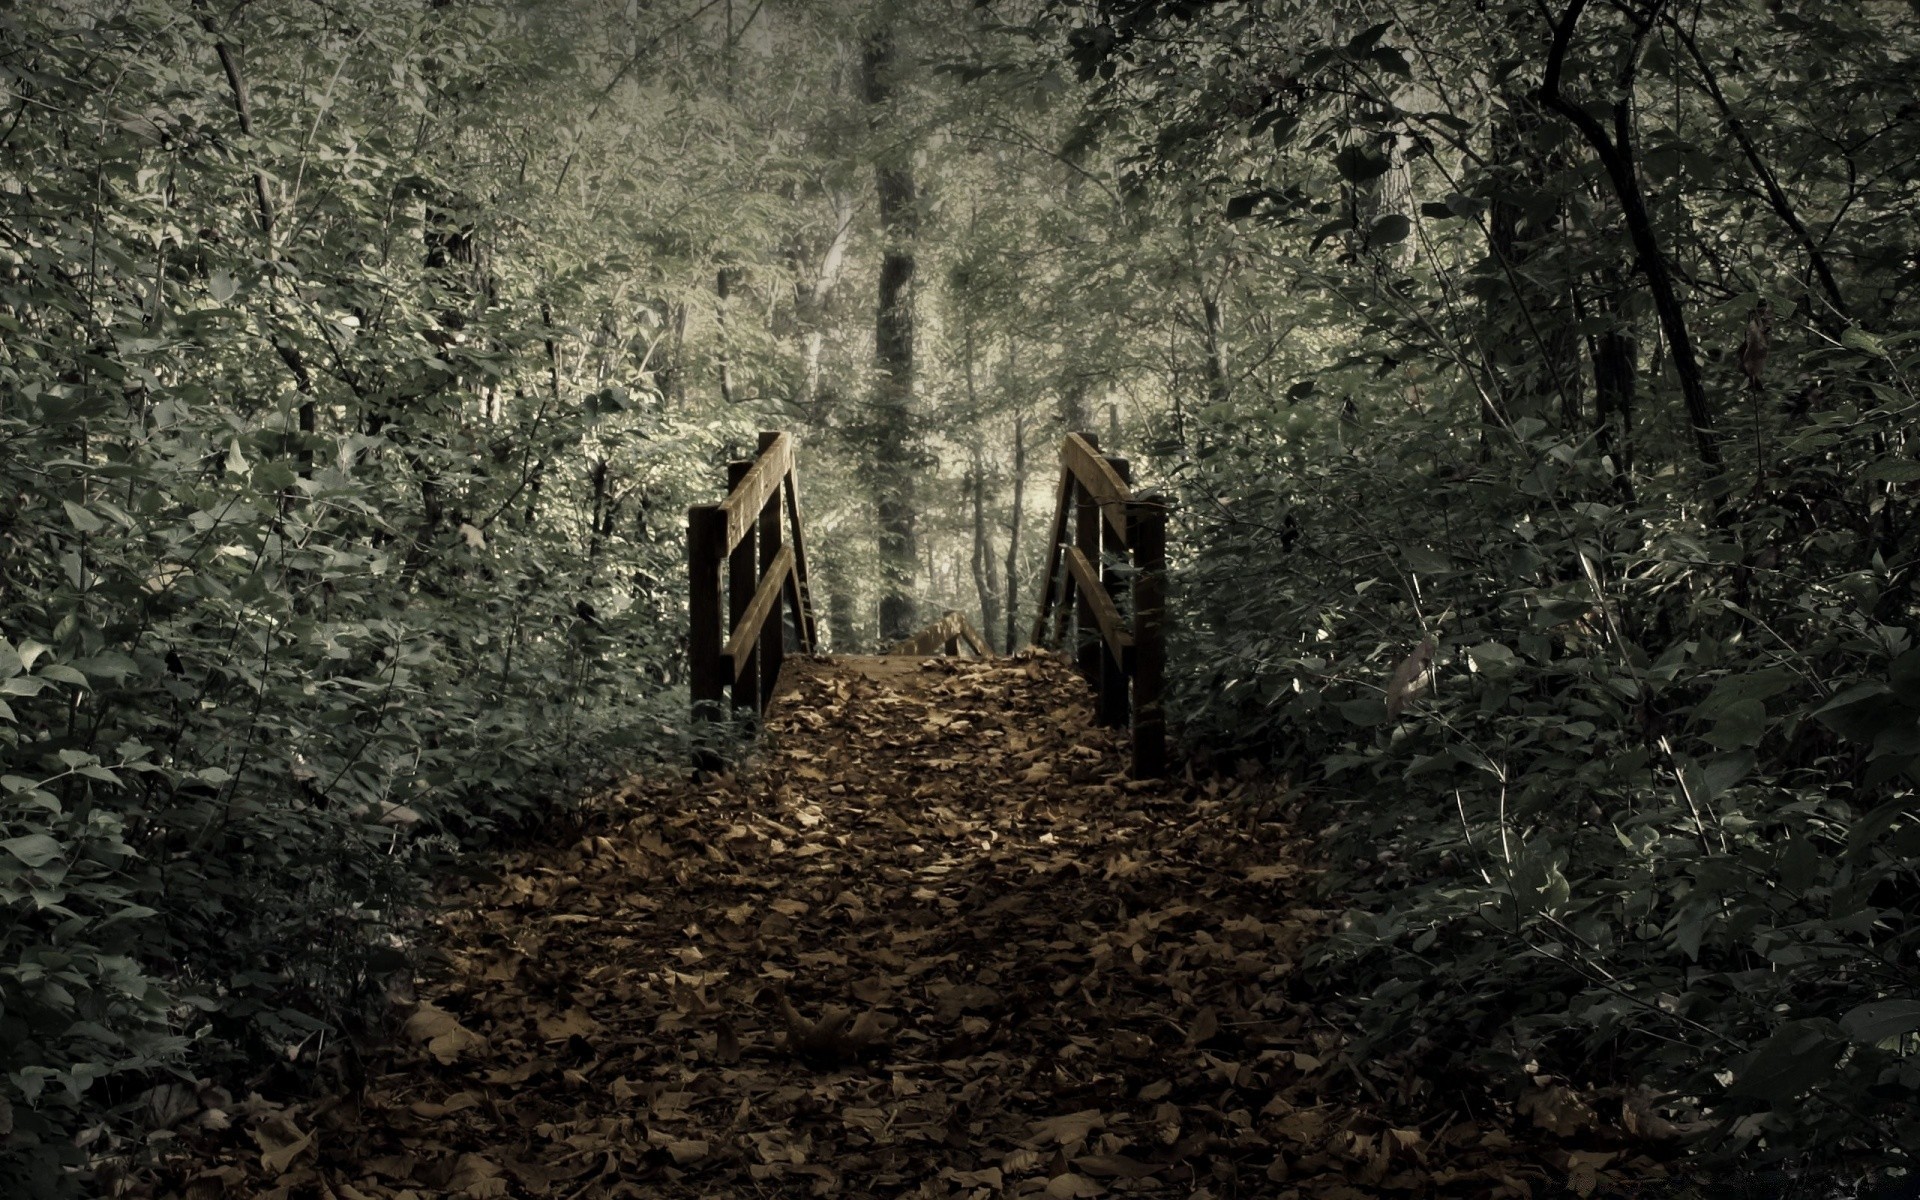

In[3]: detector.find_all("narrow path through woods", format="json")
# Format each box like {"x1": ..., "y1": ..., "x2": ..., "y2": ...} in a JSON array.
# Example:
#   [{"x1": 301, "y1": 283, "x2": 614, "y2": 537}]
[{"x1": 161, "y1": 654, "x2": 1627, "y2": 1200}]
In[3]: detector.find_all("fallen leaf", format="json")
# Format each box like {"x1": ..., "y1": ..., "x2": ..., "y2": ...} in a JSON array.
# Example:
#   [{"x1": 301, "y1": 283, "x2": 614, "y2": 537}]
[
  {"x1": 1029, "y1": 1109, "x2": 1105, "y2": 1147},
  {"x1": 403, "y1": 1003, "x2": 485, "y2": 1064}
]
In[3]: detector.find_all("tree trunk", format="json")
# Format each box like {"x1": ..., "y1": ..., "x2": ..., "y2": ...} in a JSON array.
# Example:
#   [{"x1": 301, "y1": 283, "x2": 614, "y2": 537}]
[
  {"x1": 970, "y1": 451, "x2": 1003, "y2": 652},
  {"x1": 716, "y1": 266, "x2": 739, "y2": 404},
  {"x1": 1485, "y1": 84, "x2": 1581, "y2": 429},
  {"x1": 797, "y1": 189, "x2": 856, "y2": 407},
  {"x1": 1539, "y1": 0, "x2": 1720, "y2": 469},
  {"x1": 1003, "y1": 407, "x2": 1026, "y2": 654},
  {"x1": 1582, "y1": 265, "x2": 1639, "y2": 502},
  {"x1": 863, "y1": 20, "x2": 919, "y2": 643}
]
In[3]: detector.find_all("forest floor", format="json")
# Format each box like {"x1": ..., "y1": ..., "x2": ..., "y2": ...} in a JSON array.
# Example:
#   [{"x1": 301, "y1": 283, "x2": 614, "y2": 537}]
[{"x1": 152, "y1": 652, "x2": 1669, "y2": 1200}]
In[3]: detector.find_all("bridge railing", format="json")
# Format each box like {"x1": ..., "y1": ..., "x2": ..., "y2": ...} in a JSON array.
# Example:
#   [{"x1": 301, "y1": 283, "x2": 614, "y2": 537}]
[
  {"x1": 688, "y1": 432, "x2": 818, "y2": 743},
  {"x1": 888, "y1": 610, "x2": 992, "y2": 658},
  {"x1": 1031, "y1": 432, "x2": 1168, "y2": 777}
]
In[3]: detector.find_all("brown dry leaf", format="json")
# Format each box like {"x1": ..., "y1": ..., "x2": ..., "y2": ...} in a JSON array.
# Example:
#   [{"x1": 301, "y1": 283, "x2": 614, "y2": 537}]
[
  {"x1": 150, "y1": 652, "x2": 1656, "y2": 1200},
  {"x1": 402, "y1": 1002, "x2": 484, "y2": 1064},
  {"x1": 1518, "y1": 1083, "x2": 1597, "y2": 1137},
  {"x1": 1073, "y1": 1153, "x2": 1158, "y2": 1180},
  {"x1": 1186, "y1": 1006, "x2": 1220, "y2": 1045},
  {"x1": 665, "y1": 1139, "x2": 710, "y2": 1164},
  {"x1": 1621, "y1": 1088, "x2": 1693, "y2": 1141},
  {"x1": 1383, "y1": 636, "x2": 1437, "y2": 719},
  {"x1": 535, "y1": 1006, "x2": 601, "y2": 1041},
  {"x1": 1029, "y1": 1109, "x2": 1105, "y2": 1147},
  {"x1": 408, "y1": 1091, "x2": 481, "y2": 1119},
  {"x1": 251, "y1": 1115, "x2": 315, "y2": 1176},
  {"x1": 448, "y1": 1152, "x2": 508, "y2": 1198}
]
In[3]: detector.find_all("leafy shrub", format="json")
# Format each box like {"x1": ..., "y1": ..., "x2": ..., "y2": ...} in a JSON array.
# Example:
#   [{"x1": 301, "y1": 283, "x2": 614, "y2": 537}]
[
  {"x1": 1164, "y1": 345, "x2": 1920, "y2": 1159},
  {"x1": 0, "y1": 3, "x2": 704, "y2": 1188}
]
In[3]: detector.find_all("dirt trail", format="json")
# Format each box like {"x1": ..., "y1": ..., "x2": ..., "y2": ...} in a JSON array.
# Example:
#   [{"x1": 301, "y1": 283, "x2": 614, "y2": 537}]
[{"x1": 159, "y1": 652, "x2": 1627, "y2": 1199}]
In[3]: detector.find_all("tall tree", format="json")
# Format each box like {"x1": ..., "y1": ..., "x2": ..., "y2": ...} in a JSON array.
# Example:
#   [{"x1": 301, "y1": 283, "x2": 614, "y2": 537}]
[{"x1": 862, "y1": 11, "x2": 921, "y2": 642}]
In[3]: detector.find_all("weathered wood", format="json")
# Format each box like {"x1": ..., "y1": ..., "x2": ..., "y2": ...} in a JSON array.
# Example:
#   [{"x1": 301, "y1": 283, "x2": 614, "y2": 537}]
[
  {"x1": 1062, "y1": 432, "x2": 1131, "y2": 544},
  {"x1": 688, "y1": 503, "x2": 727, "y2": 765},
  {"x1": 1129, "y1": 495, "x2": 1168, "y2": 778},
  {"x1": 955, "y1": 616, "x2": 991, "y2": 657},
  {"x1": 724, "y1": 544, "x2": 795, "y2": 677},
  {"x1": 757, "y1": 432, "x2": 785, "y2": 710},
  {"x1": 1065, "y1": 547, "x2": 1133, "y2": 657},
  {"x1": 1029, "y1": 433, "x2": 1170, "y2": 779},
  {"x1": 718, "y1": 432, "x2": 793, "y2": 553},
  {"x1": 784, "y1": 455, "x2": 819, "y2": 652},
  {"x1": 727, "y1": 459, "x2": 759, "y2": 714},
  {"x1": 1073, "y1": 453, "x2": 1102, "y2": 684},
  {"x1": 1029, "y1": 473, "x2": 1073, "y2": 648},
  {"x1": 687, "y1": 431, "x2": 821, "y2": 765},
  {"x1": 1099, "y1": 456, "x2": 1132, "y2": 729},
  {"x1": 888, "y1": 610, "x2": 991, "y2": 657}
]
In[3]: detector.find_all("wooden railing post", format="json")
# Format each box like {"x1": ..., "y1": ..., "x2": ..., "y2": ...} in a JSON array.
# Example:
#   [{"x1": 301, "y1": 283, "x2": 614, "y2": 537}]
[
  {"x1": 1128, "y1": 494, "x2": 1168, "y2": 778},
  {"x1": 784, "y1": 458, "x2": 818, "y2": 652},
  {"x1": 1072, "y1": 432, "x2": 1101, "y2": 685},
  {"x1": 688, "y1": 503, "x2": 727, "y2": 767},
  {"x1": 1099, "y1": 455, "x2": 1131, "y2": 729},
  {"x1": 756, "y1": 431, "x2": 785, "y2": 710},
  {"x1": 727, "y1": 458, "x2": 758, "y2": 718}
]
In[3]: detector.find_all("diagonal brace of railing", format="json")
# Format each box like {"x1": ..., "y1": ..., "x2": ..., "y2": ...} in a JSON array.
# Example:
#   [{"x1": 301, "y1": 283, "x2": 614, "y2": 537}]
[{"x1": 688, "y1": 431, "x2": 818, "y2": 763}]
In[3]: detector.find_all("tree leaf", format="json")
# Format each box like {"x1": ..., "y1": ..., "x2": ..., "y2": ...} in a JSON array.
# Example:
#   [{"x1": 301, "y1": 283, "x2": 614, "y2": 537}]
[
  {"x1": 1838, "y1": 1000, "x2": 1920, "y2": 1045},
  {"x1": 1727, "y1": 1021, "x2": 1840, "y2": 1100},
  {"x1": 1863, "y1": 459, "x2": 1920, "y2": 483},
  {"x1": 1340, "y1": 698, "x2": 1388, "y2": 727},
  {"x1": 1366, "y1": 214, "x2": 1411, "y2": 248},
  {"x1": 38, "y1": 664, "x2": 89, "y2": 687},
  {"x1": 63, "y1": 500, "x2": 104, "y2": 533},
  {"x1": 2, "y1": 833, "x2": 65, "y2": 868},
  {"x1": 1334, "y1": 145, "x2": 1390, "y2": 182}
]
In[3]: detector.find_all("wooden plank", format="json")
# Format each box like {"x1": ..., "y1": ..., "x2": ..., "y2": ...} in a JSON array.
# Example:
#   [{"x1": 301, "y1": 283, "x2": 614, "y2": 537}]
[
  {"x1": 1062, "y1": 433, "x2": 1132, "y2": 544},
  {"x1": 1128, "y1": 496, "x2": 1168, "y2": 778},
  {"x1": 728, "y1": 459, "x2": 758, "y2": 714},
  {"x1": 1099, "y1": 456, "x2": 1132, "y2": 729},
  {"x1": 889, "y1": 611, "x2": 951, "y2": 656},
  {"x1": 687, "y1": 503, "x2": 726, "y2": 767},
  {"x1": 724, "y1": 544, "x2": 795, "y2": 675},
  {"x1": 1074, "y1": 475, "x2": 1102, "y2": 683},
  {"x1": 1065, "y1": 546, "x2": 1133, "y2": 658},
  {"x1": 784, "y1": 457, "x2": 818, "y2": 652},
  {"x1": 1029, "y1": 473, "x2": 1072, "y2": 648},
  {"x1": 955, "y1": 615, "x2": 991, "y2": 657},
  {"x1": 718, "y1": 432, "x2": 793, "y2": 553},
  {"x1": 887, "y1": 610, "x2": 991, "y2": 657},
  {"x1": 757, "y1": 431, "x2": 784, "y2": 712}
]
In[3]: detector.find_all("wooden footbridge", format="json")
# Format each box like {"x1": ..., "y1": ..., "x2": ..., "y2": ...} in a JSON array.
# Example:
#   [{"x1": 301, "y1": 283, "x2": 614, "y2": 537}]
[{"x1": 687, "y1": 431, "x2": 1170, "y2": 776}]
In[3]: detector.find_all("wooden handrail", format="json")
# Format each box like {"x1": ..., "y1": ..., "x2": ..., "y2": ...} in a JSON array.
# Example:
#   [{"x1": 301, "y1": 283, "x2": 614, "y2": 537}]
[
  {"x1": 718, "y1": 433, "x2": 794, "y2": 553},
  {"x1": 688, "y1": 431, "x2": 818, "y2": 763},
  {"x1": 1031, "y1": 432, "x2": 1168, "y2": 778},
  {"x1": 1062, "y1": 432, "x2": 1132, "y2": 543},
  {"x1": 889, "y1": 610, "x2": 992, "y2": 658}
]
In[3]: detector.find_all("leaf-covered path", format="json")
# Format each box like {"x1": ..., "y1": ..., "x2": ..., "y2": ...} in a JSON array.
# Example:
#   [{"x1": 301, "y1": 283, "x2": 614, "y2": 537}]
[{"x1": 162, "y1": 653, "x2": 1624, "y2": 1200}]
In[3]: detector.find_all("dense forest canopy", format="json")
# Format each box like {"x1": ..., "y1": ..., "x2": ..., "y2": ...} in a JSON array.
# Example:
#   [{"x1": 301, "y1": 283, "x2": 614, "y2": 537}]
[{"x1": 2, "y1": 0, "x2": 1917, "y2": 1189}]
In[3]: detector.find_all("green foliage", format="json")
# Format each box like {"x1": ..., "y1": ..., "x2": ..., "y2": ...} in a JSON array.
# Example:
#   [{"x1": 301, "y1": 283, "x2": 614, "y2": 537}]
[
  {"x1": 0, "y1": 1, "x2": 710, "y2": 1186},
  {"x1": 1053, "y1": 0, "x2": 1920, "y2": 1166}
]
